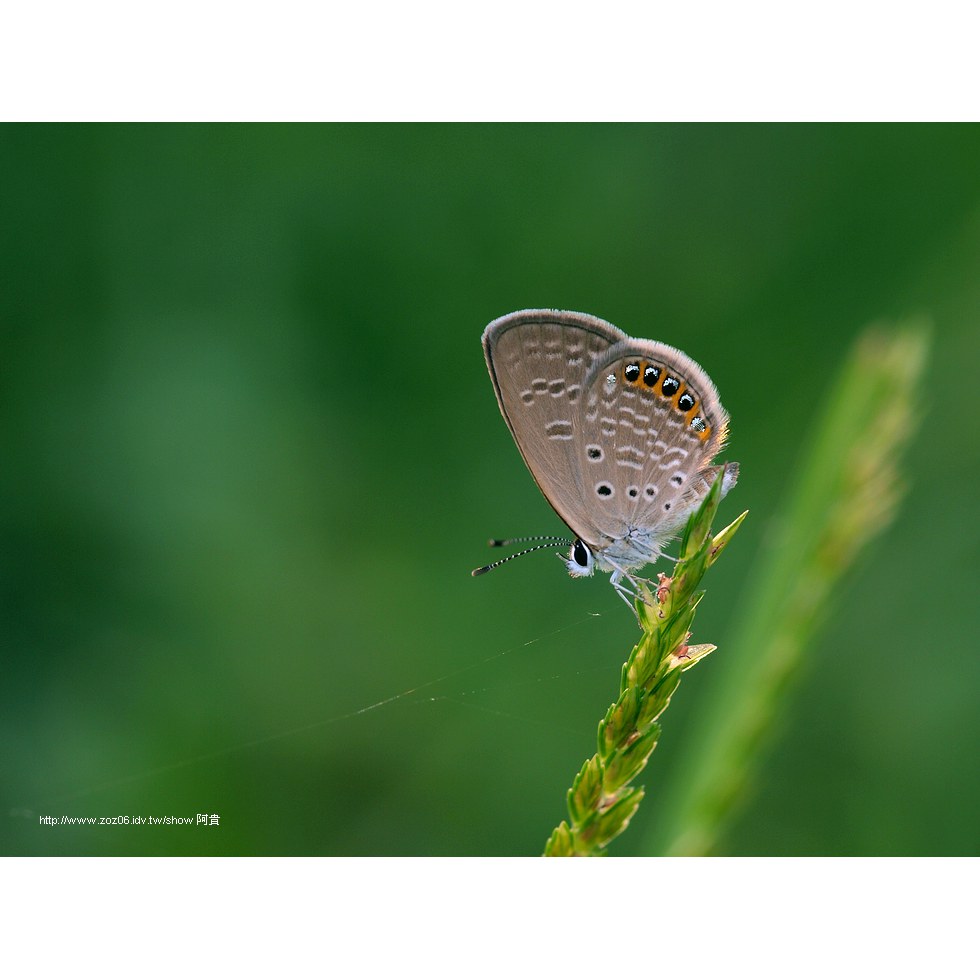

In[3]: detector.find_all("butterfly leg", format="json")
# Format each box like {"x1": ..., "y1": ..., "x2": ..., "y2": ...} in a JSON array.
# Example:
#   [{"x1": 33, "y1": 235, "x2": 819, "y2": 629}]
[
  {"x1": 609, "y1": 563, "x2": 655, "y2": 601},
  {"x1": 608, "y1": 567, "x2": 652, "y2": 624}
]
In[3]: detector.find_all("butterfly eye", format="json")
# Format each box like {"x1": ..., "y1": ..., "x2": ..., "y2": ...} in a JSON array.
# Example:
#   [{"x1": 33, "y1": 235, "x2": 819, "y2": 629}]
[{"x1": 565, "y1": 539, "x2": 595, "y2": 579}]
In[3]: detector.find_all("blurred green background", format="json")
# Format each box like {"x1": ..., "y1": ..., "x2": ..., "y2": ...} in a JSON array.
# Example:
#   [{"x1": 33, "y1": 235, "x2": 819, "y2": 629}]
[{"x1": 2, "y1": 124, "x2": 977, "y2": 856}]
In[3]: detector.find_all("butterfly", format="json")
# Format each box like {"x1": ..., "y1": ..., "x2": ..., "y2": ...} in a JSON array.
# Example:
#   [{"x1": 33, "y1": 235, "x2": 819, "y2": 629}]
[{"x1": 474, "y1": 309, "x2": 738, "y2": 611}]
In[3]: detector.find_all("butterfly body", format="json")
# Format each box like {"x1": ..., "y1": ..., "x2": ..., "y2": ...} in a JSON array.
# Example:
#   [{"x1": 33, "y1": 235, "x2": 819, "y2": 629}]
[{"x1": 480, "y1": 309, "x2": 738, "y2": 603}]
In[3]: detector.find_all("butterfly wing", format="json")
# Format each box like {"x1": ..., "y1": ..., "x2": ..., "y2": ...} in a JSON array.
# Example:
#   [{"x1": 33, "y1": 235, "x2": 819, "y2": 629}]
[
  {"x1": 482, "y1": 310, "x2": 626, "y2": 546},
  {"x1": 576, "y1": 338, "x2": 733, "y2": 540}
]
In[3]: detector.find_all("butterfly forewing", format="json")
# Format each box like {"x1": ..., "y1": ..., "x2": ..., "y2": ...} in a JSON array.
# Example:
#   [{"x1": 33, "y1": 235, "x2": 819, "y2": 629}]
[{"x1": 483, "y1": 311, "x2": 626, "y2": 545}]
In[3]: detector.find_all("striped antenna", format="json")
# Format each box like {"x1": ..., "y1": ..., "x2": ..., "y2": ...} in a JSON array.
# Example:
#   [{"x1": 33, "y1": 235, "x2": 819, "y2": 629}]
[
  {"x1": 472, "y1": 537, "x2": 571, "y2": 577},
  {"x1": 487, "y1": 535, "x2": 571, "y2": 548}
]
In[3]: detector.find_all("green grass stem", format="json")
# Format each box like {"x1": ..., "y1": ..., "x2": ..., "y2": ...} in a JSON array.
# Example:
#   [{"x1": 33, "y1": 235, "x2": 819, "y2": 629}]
[
  {"x1": 543, "y1": 471, "x2": 748, "y2": 856},
  {"x1": 645, "y1": 321, "x2": 930, "y2": 856}
]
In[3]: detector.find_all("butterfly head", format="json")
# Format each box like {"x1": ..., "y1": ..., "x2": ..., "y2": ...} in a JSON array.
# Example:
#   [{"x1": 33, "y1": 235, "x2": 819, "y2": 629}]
[{"x1": 565, "y1": 539, "x2": 596, "y2": 578}]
